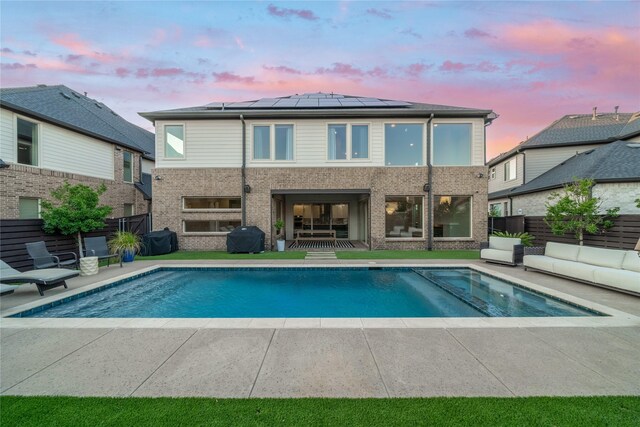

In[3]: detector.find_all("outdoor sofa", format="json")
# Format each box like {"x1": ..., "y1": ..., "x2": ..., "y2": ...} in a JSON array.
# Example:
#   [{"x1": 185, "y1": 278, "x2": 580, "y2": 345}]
[
  {"x1": 523, "y1": 242, "x2": 640, "y2": 295},
  {"x1": 0, "y1": 260, "x2": 79, "y2": 296},
  {"x1": 480, "y1": 236, "x2": 524, "y2": 266}
]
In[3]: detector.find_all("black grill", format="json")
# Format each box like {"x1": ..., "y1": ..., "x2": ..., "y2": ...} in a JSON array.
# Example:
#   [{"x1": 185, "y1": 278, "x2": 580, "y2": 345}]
[{"x1": 226, "y1": 226, "x2": 265, "y2": 253}]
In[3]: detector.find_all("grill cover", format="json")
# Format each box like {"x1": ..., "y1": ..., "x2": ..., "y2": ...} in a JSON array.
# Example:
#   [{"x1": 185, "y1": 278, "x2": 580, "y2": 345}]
[
  {"x1": 226, "y1": 226, "x2": 265, "y2": 253},
  {"x1": 140, "y1": 229, "x2": 178, "y2": 256}
]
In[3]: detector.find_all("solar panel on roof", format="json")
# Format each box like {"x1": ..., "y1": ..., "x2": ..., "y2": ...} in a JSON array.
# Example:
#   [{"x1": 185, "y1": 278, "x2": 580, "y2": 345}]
[
  {"x1": 357, "y1": 98, "x2": 380, "y2": 102},
  {"x1": 226, "y1": 102, "x2": 254, "y2": 108},
  {"x1": 274, "y1": 99, "x2": 300, "y2": 107},
  {"x1": 318, "y1": 99, "x2": 341, "y2": 107},
  {"x1": 297, "y1": 99, "x2": 319, "y2": 107},
  {"x1": 383, "y1": 100, "x2": 411, "y2": 106},
  {"x1": 361, "y1": 101, "x2": 387, "y2": 106}
]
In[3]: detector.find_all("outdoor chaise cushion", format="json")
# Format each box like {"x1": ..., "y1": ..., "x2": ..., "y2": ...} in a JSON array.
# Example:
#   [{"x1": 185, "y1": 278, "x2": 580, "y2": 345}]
[
  {"x1": 0, "y1": 260, "x2": 79, "y2": 296},
  {"x1": 480, "y1": 236, "x2": 523, "y2": 265}
]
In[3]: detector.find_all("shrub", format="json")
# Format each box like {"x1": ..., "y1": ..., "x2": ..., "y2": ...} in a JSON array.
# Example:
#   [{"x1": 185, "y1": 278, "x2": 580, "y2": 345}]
[{"x1": 491, "y1": 231, "x2": 535, "y2": 247}]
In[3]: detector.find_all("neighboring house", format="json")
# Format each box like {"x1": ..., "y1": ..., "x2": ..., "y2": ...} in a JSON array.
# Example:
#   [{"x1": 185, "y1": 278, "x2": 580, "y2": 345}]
[
  {"x1": 140, "y1": 92, "x2": 496, "y2": 250},
  {"x1": 0, "y1": 85, "x2": 155, "y2": 219},
  {"x1": 488, "y1": 109, "x2": 640, "y2": 216}
]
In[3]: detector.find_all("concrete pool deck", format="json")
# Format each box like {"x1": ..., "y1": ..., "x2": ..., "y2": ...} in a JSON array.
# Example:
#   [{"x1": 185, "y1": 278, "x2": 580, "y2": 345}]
[{"x1": 1, "y1": 259, "x2": 639, "y2": 397}]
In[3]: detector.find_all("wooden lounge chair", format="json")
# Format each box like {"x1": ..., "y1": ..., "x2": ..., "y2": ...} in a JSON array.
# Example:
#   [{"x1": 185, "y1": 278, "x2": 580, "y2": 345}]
[
  {"x1": 84, "y1": 236, "x2": 121, "y2": 267},
  {"x1": 0, "y1": 260, "x2": 79, "y2": 296},
  {"x1": 25, "y1": 241, "x2": 78, "y2": 269}
]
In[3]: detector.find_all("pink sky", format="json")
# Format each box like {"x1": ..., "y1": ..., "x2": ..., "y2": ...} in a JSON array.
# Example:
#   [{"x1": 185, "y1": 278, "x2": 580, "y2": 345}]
[{"x1": 1, "y1": 1, "x2": 639, "y2": 160}]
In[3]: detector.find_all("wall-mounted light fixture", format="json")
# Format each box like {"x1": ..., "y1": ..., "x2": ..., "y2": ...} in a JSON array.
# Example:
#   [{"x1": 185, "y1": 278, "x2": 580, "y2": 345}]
[
  {"x1": 476, "y1": 172, "x2": 485, "y2": 179},
  {"x1": 154, "y1": 175, "x2": 162, "y2": 181},
  {"x1": 115, "y1": 147, "x2": 122, "y2": 151},
  {"x1": 423, "y1": 183, "x2": 430, "y2": 192},
  {"x1": 244, "y1": 184, "x2": 251, "y2": 194}
]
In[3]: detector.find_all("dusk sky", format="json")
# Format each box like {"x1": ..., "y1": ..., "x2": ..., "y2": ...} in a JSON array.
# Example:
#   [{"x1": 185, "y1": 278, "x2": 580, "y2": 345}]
[{"x1": 1, "y1": 1, "x2": 639, "y2": 159}]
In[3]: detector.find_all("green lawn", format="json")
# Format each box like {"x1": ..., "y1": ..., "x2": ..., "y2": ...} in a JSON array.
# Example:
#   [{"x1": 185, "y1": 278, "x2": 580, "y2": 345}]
[
  {"x1": 336, "y1": 250, "x2": 479, "y2": 259},
  {"x1": 136, "y1": 250, "x2": 478, "y2": 261},
  {"x1": 1, "y1": 396, "x2": 639, "y2": 427}
]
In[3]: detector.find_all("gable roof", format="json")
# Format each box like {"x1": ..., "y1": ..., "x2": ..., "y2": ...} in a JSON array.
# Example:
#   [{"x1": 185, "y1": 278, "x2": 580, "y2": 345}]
[
  {"x1": 0, "y1": 85, "x2": 155, "y2": 160},
  {"x1": 489, "y1": 140, "x2": 640, "y2": 199},
  {"x1": 140, "y1": 92, "x2": 496, "y2": 122},
  {"x1": 487, "y1": 111, "x2": 639, "y2": 166}
]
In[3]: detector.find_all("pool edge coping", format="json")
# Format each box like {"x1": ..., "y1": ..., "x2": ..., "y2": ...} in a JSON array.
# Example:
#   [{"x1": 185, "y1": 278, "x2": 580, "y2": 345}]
[{"x1": 1, "y1": 263, "x2": 638, "y2": 329}]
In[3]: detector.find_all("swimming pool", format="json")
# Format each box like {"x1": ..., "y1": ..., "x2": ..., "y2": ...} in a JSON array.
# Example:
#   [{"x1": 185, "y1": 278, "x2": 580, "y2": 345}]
[{"x1": 14, "y1": 267, "x2": 602, "y2": 318}]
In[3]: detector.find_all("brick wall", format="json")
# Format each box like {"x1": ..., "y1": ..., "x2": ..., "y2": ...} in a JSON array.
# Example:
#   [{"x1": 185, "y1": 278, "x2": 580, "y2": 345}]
[
  {"x1": 0, "y1": 147, "x2": 148, "y2": 219},
  {"x1": 152, "y1": 166, "x2": 488, "y2": 251}
]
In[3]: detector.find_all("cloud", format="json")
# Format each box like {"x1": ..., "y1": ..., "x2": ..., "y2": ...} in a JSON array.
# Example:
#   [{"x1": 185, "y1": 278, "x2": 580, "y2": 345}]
[
  {"x1": 405, "y1": 63, "x2": 431, "y2": 77},
  {"x1": 1, "y1": 47, "x2": 14, "y2": 54},
  {"x1": 439, "y1": 60, "x2": 471, "y2": 72},
  {"x1": 400, "y1": 28, "x2": 422, "y2": 39},
  {"x1": 366, "y1": 8, "x2": 392, "y2": 19},
  {"x1": 263, "y1": 65, "x2": 303, "y2": 75},
  {"x1": 267, "y1": 4, "x2": 319, "y2": 21},
  {"x1": 151, "y1": 67, "x2": 184, "y2": 77},
  {"x1": 315, "y1": 63, "x2": 364, "y2": 77},
  {"x1": 438, "y1": 60, "x2": 499, "y2": 73},
  {"x1": 23, "y1": 50, "x2": 37, "y2": 57},
  {"x1": 50, "y1": 33, "x2": 118, "y2": 63},
  {"x1": 212, "y1": 71, "x2": 255, "y2": 84},
  {"x1": 115, "y1": 67, "x2": 131, "y2": 78},
  {"x1": 1, "y1": 62, "x2": 37, "y2": 70},
  {"x1": 464, "y1": 28, "x2": 493, "y2": 39}
]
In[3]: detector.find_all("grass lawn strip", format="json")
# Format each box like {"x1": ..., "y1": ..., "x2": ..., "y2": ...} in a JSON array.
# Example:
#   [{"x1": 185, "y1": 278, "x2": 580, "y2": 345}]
[
  {"x1": 1, "y1": 396, "x2": 639, "y2": 427},
  {"x1": 336, "y1": 250, "x2": 479, "y2": 259}
]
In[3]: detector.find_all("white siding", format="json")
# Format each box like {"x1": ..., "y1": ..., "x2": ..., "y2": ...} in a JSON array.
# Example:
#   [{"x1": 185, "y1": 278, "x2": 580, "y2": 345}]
[
  {"x1": 0, "y1": 108, "x2": 15, "y2": 160},
  {"x1": 155, "y1": 117, "x2": 486, "y2": 169},
  {"x1": 0, "y1": 108, "x2": 114, "y2": 180},
  {"x1": 488, "y1": 153, "x2": 524, "y2": 193},
  {"x1": 524, "y1": 144, "x2": 605, "y2": 182},
  {"x1": 141, "y1": 158, "x2": 154, "y2": 174},
  {"x1": 41, "y1": 123, "x2": 114, "y2": 179}
]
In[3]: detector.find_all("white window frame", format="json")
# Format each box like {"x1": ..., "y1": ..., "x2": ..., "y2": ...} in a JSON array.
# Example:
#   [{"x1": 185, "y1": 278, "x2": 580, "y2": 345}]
[
  {"x1": 430, "y1": 121, "x2": 474, "y2": 167},
  {"x1": 251, "y1": 123, "x2": 296, "y2": 162},
  {"x1": 18, "y1": 197, "x2": 41, "y2": 219},
  {"x1": 504, "y1": 158, "x2": 516, "y2": 181},
  {"x1": 182, "y1": 196, "x2": 242, "y2": 212},
  {"x1": 489, "y1": 167, "x2": 496, "y2": 180},
  {"x1": 326, "y1": 123, "x2": 371, "y2": 162},
  {"x1": 384, "y1": 195, "x2": 425, "y2": 241},
  {"x1": 383, "y1": 122, "x2": 425, "y2": 167},
  {"x1": 433, "y1": 195, "x2": 474, "y2": 240},
  {"x1": 163, "y1": 123, "x2": 186, "y2": 160},
  {"x1": 182, "y1": 219, "x2": 242, "y2": 235},
  {"x1": 123, "y1": 151, "x2": 134, "y2": 183},
  {"x1": 15, "y1": 115, "x2": 41, "y2": 167}
]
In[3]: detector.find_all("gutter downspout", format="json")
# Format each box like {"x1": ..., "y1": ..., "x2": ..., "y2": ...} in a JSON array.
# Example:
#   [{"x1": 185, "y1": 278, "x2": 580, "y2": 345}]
[
  {"x1": 240, "y1": 114, "x2": 247, "y2": 226},
  {"x1": 426, "y1": 113, "x2": 434, "y2": 251}
]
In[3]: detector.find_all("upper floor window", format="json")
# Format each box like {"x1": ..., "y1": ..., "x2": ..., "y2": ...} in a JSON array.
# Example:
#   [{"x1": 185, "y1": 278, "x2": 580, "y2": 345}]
[
  {"x1": 385, "y1": 123, "x2": 423, "y2": 166},
  {"x1": 504, "y1": 158, "x2": 516, "y2": 181},
  {"x1": 164, "y1": 125, "x2": 184, "y2": 159},
  {"x1": 328, "y1": 124, "x2": 369, "y2": 160},
  {"x1": 489, "y1": 167, "x2": 496, "y2": 180},
  {"x1": 123, "y1": 151, "x2": 133, "y2": 183},
  {"x1": 19, "y1": 197, "x2": 40, "y2": 219},
  {"x1": 253, "y1": 124, "x2": 294, "y2": 161},
  {"x1": 432, "y1": 123, "x2": 472, "y2": 166},
  {"x1": 123, "y1": 203, "x2": 134, "y2": 217},
  {"x1": 17, "y1": 118, "x2": 38, "y2": 166},
  {"x1": 183, "y1": 197, "x2": 241, "y2": 210}
]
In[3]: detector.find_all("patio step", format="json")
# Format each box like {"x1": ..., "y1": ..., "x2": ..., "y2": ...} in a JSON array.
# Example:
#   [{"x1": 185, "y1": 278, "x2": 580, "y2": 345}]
[{"x1": 305, "y1": 251, "x2": 337, "y2": 260}]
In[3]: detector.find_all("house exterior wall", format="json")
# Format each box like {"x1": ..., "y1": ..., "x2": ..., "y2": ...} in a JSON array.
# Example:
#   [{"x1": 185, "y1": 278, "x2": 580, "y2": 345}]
[
  {"x1": 151, "y1": 166, "x2": 487, "y2": 251},
  {"x1": 141, "y1": 158, "x2": 154, "y2": 174},
  {"x1": 509, "y1": 182, "x2": 639, "y2": 216},
  {"x1": 154, "y1": 118, "x2": 486, "y2": 169},
  {"x1": 524, "y1": 144, "x2": 605, "y2": 182},
  {"x1": 488, "y1": 153, "x2": 524, "y2": 193},
  {"x1": 0, "y1": 107, "x2": 148, "y2": 218}
]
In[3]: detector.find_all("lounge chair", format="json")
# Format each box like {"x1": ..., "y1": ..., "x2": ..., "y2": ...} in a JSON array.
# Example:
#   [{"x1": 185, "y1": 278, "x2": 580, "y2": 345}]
[
  {"x1": 0, "y1": 260, "x2": 79, "y2": 296},
  {"x1": 25, "y1": 241, "x2": 78, "y2": 269},
  {"x1": 84, "y1": 236, "x2": 121, "y2": 267},
  {"x1": 480, "y1": 236, "x2": 524, "y2": 266}
]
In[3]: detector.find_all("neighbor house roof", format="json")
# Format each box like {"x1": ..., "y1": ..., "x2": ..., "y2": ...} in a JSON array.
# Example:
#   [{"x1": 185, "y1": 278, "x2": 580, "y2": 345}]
[
  {"x1": 489, "y1": 140, "x2": 640, "y2": 199},
  {"x1": 135, "y1": 173, "x2": 152, "y2": 200},
  {"x1": 0, "y1": 85, "x2": 155, "y2": 160},
  {"x1": 140, "y1": 92, "x2": 496, "y2": 122},
  {"x1": 487, "y1": 111, "x2": 640, "y2": 167}
]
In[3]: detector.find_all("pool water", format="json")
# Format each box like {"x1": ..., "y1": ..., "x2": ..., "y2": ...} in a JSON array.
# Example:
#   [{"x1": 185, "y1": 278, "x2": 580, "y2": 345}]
[{"x1": 19, "y1": 268, "x2": 600, "y2": 318}]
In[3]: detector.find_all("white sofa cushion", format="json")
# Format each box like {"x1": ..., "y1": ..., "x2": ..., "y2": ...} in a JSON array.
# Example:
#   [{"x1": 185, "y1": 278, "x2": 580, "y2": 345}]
[
  {"x1": 552, "y1": 259, "x2": 597, "y2": 283},
  {"x1": 622, "y1": 251, "x2": 640, "y2": 273},
  {"x1": 489, "y1": 236, "x2": 521, "y2": 251},
  {"x1": 523, "y1": 255, "x2": 555, "y2": 272},
  {"x1": 577, "y1": 245, "x2": 626, "y2": 269},
  {"x1": 593, "y1": 269, "x2": 640, "y2": 294},
  {"x1": 545, "y1": 242, "x2": 581, "y2": 261},
  {"x1": 481, "y1": 248, "x2": 513, "y2": 263}
]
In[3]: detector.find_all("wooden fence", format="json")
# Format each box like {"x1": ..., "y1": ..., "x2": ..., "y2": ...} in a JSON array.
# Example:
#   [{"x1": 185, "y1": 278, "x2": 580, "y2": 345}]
[
  {"x1": 0, "y1": 214, "x2": 149, "y2": 271},
  {"x1": 489, "y1": 214, "x2": 640, "y2": 250}
]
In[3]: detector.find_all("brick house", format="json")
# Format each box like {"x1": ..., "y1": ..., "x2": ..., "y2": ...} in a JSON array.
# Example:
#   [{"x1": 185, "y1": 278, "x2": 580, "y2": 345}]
[
  {"x1": 488, "y1": 109, "x2": 640, "y2": 216},
  {"x1": 0, "y1": 85, "x2": 155, "y2": 219},
  {"x1": 140, "y1": 93, "x2": 496, "y2": 250}
]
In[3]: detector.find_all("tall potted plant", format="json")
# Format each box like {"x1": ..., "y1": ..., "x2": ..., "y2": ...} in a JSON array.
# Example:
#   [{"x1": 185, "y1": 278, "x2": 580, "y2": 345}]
[
  {"x1": 274, "y1": 219, "x2": 285, "y2": 252},
  {"x1": 108, "y1": 231, "x2": 142, "y2": 262}
]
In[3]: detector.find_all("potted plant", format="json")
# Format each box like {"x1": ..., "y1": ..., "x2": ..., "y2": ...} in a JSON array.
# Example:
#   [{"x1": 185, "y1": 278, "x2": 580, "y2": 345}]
[
  {"x1": 108, "y1": 231, "x2": 142, "y2": 263},
  {"x1": 274, "y1": 219, "x2": 285, "y2": 252}
]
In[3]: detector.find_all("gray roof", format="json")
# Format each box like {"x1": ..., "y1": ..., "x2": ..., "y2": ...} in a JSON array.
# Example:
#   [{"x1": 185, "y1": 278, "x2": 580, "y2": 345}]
[
  {"x1": 489, "y1": 140, "x2": 640, "y2": 199},
  {"x1": 135, "y1": 173, "x2": 152, "y2": 200},
  {"x1": 0, "y1": 85, "x2": 155, "y2": 160},
  {"x1": 488, "y1": 112, "x2": 640, "y2": 166},
  {"x1": 140, "y1": 92, "x2": 496, "y2": 121}
]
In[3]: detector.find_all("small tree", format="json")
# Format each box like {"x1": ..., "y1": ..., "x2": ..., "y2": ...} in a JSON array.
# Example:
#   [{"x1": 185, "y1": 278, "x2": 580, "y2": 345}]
[
  {"x1": 636, "y1": 198, "x2": 640, "y2": 209},
  {"x1": 488, "y1": 205, "x2": 500, "y2": 218},
  {"x1": 41, "y1": 182, "x2": 113, "y2": 257},
  {"x1": 544, "y1": 178, "x2": 619, "y2": 246}
]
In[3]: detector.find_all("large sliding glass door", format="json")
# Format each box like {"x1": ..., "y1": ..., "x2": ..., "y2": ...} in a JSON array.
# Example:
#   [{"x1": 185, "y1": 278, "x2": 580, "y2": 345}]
[{"x1": 293, "y1": 203, "x2": 349, "y2": 238}]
